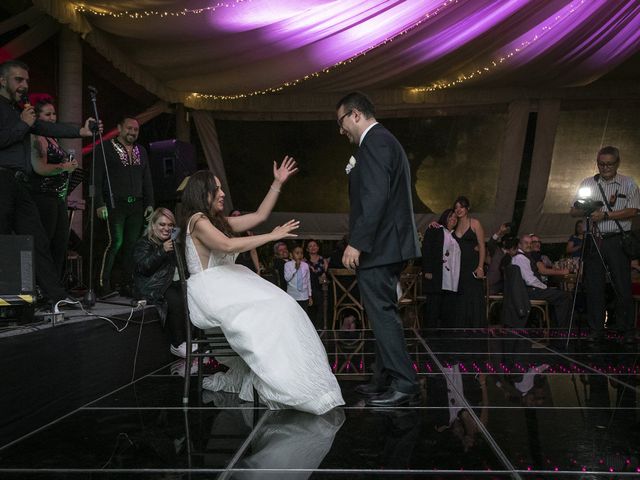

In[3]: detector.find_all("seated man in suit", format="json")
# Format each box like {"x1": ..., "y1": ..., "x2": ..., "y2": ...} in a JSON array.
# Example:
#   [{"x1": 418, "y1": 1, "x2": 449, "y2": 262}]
[{"x1": 510, "y1": 235, "x2": 572, "y2": 328}]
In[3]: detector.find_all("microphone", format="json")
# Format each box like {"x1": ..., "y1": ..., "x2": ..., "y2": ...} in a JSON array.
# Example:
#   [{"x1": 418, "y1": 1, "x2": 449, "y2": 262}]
[
  {"x1": 68, "y1": 149, "x2": 76, "y2": 162},
  {"x1": 21, "y1": 93, "x2": 31, "y2": 109},
  {"x1": 88, "y1": 85, "x2": 98, "y2": 94}
]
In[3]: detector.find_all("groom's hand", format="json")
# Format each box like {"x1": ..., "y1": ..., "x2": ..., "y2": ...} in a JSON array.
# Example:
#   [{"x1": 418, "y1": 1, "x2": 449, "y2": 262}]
[{"x1": 342, "y1": 245, "x2": 360, "y2": 271}]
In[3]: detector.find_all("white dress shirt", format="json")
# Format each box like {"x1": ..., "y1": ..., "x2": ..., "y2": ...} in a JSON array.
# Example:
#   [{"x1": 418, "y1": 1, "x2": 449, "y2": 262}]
[
  {"x1": 511, "y1": 250, "x2": 546, "y2": 289},
  {"x1": 442, "y1": 229, "x2": 461, "y2": 292},
  {"x1": 572, "y1": 173, "x2": 640, "y2": 234},
  {"x1": 284, "y1": 260, "x2": 312, "y2": 301},
  {"x1": 358, "y1": 122, "x2": 379, "y2": 146}
]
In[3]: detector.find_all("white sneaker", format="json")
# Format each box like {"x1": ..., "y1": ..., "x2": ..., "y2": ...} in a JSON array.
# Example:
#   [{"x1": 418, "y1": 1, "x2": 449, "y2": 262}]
[
  {"x1": 170, "y1": 342, "x2": 197, "y2": 358},
  {"x1": 515, "y1": 363, "x2": 550, "y2": 394},
  {"x1": 170, "y1": 359, "x2": 199, "y2": 377}
]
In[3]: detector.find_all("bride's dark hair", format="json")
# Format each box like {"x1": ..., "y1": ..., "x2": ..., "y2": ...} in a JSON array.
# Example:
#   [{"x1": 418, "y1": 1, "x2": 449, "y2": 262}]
[{"x1": 180, "y1": 170, "x2": 233, "y2": 237}]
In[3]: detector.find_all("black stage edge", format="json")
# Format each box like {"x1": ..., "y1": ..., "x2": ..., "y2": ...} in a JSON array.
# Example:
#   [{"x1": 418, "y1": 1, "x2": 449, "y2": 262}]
[{"x1": 0, "y1": 301, "x2": 173, "y2": 448}]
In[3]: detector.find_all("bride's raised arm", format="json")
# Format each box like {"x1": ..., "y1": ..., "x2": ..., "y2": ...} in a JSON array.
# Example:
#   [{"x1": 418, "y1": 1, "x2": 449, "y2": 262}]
[
  {"x1": 227, "y1": 156, "x2": 298, "y2": 233},
  {"x1": 193, "y1": 215, "x2": 299, "y2": 255}
]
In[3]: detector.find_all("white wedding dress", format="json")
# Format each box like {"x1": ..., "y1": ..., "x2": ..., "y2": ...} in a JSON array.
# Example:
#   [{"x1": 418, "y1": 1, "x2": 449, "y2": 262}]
[{"x1": 185, "y1": 216, "x2": 344, "y2": 415}]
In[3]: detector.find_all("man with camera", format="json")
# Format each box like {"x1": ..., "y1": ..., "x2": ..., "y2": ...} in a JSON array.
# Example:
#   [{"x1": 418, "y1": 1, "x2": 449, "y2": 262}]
[{"x1": 570, "y1": 146, "x2": 639, "y2": 343}]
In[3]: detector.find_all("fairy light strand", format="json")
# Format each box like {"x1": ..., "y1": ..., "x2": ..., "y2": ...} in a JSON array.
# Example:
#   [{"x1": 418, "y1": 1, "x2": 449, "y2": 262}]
[
  {"x1": 410, "y1": 0, "x2": 586, "y2": 93},
  {"x1": 73, "y1": 0, "x2": 250, "y2": 18},
  {"x1": 74, "y1": 0, "x2": 585, "y2": 101},
  {"x1": 187, "y1": 0, "x2": 459, "y2": 101}
]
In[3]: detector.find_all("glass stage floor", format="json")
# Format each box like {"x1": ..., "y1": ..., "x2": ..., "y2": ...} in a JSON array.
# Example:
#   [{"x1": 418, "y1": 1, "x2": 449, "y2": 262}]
[{"x1": 0, "y1": 327, "x2": 638, "y2": 479}]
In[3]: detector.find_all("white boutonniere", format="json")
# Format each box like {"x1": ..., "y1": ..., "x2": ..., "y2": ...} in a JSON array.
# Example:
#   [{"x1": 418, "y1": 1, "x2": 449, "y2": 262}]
[{"x1": 345, "y1": 156, "x2": 356, "y2": 175}]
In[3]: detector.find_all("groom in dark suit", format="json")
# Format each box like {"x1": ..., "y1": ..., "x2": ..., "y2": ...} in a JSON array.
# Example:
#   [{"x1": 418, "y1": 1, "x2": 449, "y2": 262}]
[{"x1": 336, "y1": 92, "x2": 421, "y2": 407}]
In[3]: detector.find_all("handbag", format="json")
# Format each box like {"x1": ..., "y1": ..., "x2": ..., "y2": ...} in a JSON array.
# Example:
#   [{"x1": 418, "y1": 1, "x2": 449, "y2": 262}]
[{"x1": 597, "y1": 182, "x2": 640, "y2": 259}]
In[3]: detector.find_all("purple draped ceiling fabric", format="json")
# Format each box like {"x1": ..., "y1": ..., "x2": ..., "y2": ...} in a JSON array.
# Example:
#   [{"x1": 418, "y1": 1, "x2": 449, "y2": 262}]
[{"x1": 33, "y1": 0, "x2": 640, "y2": 104}]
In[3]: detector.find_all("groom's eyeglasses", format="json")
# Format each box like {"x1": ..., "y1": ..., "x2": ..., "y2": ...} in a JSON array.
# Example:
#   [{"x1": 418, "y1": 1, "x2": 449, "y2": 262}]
[{"x1": 337, "y1": 110, "x2": 352, "y2": 129}]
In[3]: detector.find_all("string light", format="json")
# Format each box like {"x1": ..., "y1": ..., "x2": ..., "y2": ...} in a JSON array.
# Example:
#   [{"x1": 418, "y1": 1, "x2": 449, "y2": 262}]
[
  {"x1": 72, "y1": 0, "x2": 250, "y2": 18},
  {"x1": 186, "y1": 0, "x2": 460, "y2": 101},
  {"x1": 410, "y1": 0, "x2": 586, "y2": 94}
]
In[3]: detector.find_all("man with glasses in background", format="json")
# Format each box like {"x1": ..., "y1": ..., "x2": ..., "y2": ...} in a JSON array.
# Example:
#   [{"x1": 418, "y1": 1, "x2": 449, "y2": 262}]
[
  {"x1": 528, "y1": 234, "x2": 569, "y2": 286},
  {"x1": 570, "y1": 146, "x2": 639, "y2": 343}
]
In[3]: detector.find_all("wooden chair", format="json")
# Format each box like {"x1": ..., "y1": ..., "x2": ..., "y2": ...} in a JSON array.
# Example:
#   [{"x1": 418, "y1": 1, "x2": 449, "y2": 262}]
[
  {"x1": 398, "y1": 265, "x2": 424, "y2": 328},
  {"x1": 174, "y1": 240, "x2": 259, "y2": 407},
  {"x1": 327, "y1": 268, "x2": 367, "y2": 373},
  {"x1": 502, "y1": 264, "x2": 550, "y2": 343},
  {"x1": 485, "y1": 278, "x2": 504, "y2": 324},
  {"x1": 529, "y1": 299, "x2": 551, "y2": 343}
]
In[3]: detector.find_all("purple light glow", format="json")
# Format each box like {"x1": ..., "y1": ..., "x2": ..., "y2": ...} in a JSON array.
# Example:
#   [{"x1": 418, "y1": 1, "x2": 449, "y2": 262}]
[
  {"x1": 208, "y1": 0, "x2": 336, "y2": 32},
  {"x1": 55, "y1": 0, "x2": 640, "y2": 97}
]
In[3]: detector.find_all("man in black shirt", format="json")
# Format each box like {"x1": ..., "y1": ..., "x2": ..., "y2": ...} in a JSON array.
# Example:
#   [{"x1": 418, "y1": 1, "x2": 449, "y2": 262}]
[
  {"x1": 0, "y1": 60, "x2": 99, "y2": 305},
  {"x1": 272, "y1": 241, "x2": 289, "y2": 290},
  {"x1": 95, "y1": 116, "x2": 154, "y2": 297}
]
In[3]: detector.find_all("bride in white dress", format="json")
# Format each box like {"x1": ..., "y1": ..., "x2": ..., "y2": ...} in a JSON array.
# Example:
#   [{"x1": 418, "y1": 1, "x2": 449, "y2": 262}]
[{"x1": 180, "y1": 157, "x2": 344, "y2": 415}]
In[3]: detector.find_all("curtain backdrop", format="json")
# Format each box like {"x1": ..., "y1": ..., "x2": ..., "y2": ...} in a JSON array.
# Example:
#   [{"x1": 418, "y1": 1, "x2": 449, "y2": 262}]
[
  {"x1": 192, "y1": 111, "x2": 233, "y2": 212},
  {"x1": 32, "y1": 0, "x2": 640, "y2": 109}
]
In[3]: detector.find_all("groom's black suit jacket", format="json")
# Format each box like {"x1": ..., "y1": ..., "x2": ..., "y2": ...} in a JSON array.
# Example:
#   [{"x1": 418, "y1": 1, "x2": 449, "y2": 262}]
[{"x1": 348, "y1": 123, "x2": 420, "y2": 269}]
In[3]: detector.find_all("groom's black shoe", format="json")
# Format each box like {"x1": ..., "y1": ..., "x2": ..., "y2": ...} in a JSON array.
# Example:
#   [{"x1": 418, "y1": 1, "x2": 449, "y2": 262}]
[
  {"x1": 355, "y1": 383, "x2": 387, "y2": 397},
  {"x1": 365, "y1": 389, "x2": 421, "y2": 407}
]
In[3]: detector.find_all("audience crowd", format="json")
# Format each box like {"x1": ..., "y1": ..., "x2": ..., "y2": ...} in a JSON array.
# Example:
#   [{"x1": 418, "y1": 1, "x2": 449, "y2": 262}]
[{"x1": 1, "y1": 57, "x2": 638, "y2": 350}]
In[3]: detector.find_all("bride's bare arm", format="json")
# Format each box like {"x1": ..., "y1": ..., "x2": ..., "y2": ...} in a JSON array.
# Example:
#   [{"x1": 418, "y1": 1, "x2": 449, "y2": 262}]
[
  {"x1": 193, "y1": 215, "x2": 299, "y2": 254},
  {"x1": 227, "y1": 156, "x2": 298, "y2": 233}
]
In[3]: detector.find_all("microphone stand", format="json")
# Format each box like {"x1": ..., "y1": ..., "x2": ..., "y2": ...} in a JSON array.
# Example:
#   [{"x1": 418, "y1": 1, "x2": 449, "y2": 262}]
[{"x1": 83, "y1": 86, "x2": 114, "y2": 307}]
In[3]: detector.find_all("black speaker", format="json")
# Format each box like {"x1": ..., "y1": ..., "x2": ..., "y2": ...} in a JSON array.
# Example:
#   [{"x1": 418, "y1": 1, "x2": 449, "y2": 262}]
[
  {"x1": 0, "y1": 235, "x2": 35, "y2": 295},
  {"x1": 149, "y1": 139, "x2": 197, "y2": 203}
]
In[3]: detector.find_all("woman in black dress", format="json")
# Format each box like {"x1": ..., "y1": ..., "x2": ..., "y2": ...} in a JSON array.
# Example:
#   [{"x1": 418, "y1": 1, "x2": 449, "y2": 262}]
[
  {"x1": 305, "y1": 239, "x2": 329, "y2": 329},
  {"x1": 452, "y1": 196, "x2": 486, "y2": 328},
  {"x1": 29, "y1": 94, "x2": 79, "y2": 281}
]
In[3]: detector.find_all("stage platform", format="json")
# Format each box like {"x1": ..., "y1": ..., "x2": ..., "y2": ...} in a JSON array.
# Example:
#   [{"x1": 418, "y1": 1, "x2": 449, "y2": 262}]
[
  {"x1": 0, "y1": 297, "x2": 173, "y2": 449},
  {"x1": 0, "y1": 326, "x2": 638, "y2": 478}
]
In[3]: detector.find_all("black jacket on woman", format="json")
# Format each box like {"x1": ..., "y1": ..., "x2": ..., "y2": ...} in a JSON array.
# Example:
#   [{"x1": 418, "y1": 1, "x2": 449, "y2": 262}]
[
  {"x1": 132, "y1": 237, "x2": 176, "y2": 303},
  {"x1": 421, "y1": 226, "x2": 444, "y2": 294}
]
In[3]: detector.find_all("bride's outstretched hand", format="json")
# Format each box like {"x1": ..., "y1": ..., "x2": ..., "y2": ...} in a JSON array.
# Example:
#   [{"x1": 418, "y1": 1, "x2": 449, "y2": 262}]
[
  {"x1": 272, "y1": 219, "x2": 300, "y2": 239},
  {"x1": 273, "y1": 156, "x2": 298, "y2": 185}
]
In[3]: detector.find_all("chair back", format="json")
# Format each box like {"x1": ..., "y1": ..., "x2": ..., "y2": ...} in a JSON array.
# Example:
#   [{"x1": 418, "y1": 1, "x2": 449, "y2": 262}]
[
  {"x1": 328, "y1": 268, "x2": 365, "y2": 330},
  {"x1": 328, "y1": 268, "x2": 363, "y2": 311},
  {"x1": 173, "y1": 240, "x2": 191, "y2": 317},
  {"x1": 398, "y1": 265, "x2": 421, "y2": 305},
  {"x1": 502, "y1": 264, "x2": 530, "y2": 327}
]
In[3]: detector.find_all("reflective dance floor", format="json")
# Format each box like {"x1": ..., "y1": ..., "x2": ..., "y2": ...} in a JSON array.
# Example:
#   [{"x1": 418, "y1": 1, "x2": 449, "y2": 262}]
[{"x1": 0, "y1": 327, "x2": 638, "y2": 479}]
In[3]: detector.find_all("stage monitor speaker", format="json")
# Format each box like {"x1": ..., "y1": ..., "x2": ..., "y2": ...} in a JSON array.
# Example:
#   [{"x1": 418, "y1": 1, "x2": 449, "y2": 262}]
[
  {"x1": 0, "y1": 235, "x2": 35, "y2": 295},
  {"x1": 149, "y1": 139, "x2": 197, "y2": 203}
]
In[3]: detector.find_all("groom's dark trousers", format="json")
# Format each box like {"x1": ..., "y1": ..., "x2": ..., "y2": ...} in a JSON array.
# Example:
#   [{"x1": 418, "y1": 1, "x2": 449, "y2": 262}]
[{"x1": 358, "y1": 262, "x2": 418, "y2": 394}]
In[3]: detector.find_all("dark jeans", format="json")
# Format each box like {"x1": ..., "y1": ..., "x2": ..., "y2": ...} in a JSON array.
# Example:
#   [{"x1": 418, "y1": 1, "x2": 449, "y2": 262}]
[
  {"x1": 308, "y1": 285, "x2": 325, "y2": 329},
  {"x1": 296, "y1": 299, "x2": 310, "y2": 313},
  {"x1": 32, "y1": 192, "x2": 69, "y2": 282},
  {"x1": 527, "y1": 286, "x2": 572, "y2": 328},
  {"x1": 99, "y1": 201, "x2": 144, "y2": 290},
  {"x1": 0, "y1": 169, "x2": 66, "y2": 302},
  {"x1": 584, "y1": 234, "x2": 634, "y2": 335}
]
